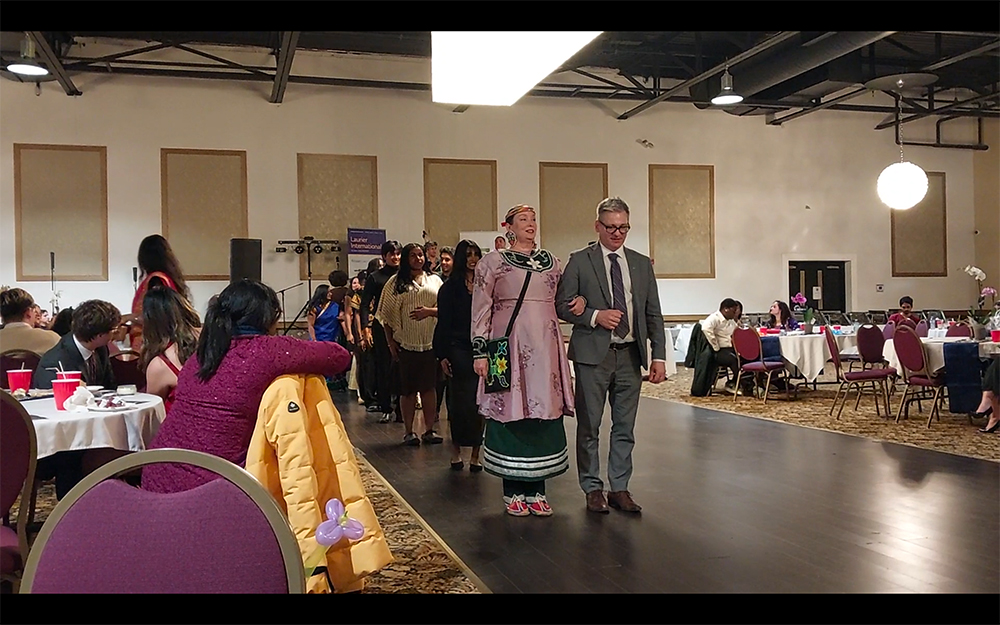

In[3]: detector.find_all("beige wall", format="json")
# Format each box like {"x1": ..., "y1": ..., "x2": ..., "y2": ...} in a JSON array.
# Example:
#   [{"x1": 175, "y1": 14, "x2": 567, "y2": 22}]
[
  {"x1": 0, "y1": 61, "x2": 984, "y2": 318},
  {"x1": 973, "y1": 119, "x2": 1000, "y2": 304}
]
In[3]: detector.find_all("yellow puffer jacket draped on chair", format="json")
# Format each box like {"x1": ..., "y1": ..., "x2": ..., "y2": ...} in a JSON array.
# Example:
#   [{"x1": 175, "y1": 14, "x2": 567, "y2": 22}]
[{"x1": 246, "y1": 374, "x2": 393, "y2": 593}]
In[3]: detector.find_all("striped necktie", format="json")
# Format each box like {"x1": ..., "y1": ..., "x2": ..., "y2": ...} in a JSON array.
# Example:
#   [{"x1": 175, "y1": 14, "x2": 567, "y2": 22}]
[{"x1": 608, "y1": 253, "x2": 630, "y2": 339}]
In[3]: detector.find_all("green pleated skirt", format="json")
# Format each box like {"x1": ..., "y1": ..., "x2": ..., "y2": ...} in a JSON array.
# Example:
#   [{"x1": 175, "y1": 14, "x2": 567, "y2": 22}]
[{"x1": 482, "y1": 417, "x2": 569, "y2": 482}]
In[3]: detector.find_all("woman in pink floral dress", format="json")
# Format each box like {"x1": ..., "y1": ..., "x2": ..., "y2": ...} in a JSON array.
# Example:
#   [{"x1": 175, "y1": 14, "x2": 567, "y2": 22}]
[{"x1": 472, "y1": 205, "x2": 578, "y2": 517}]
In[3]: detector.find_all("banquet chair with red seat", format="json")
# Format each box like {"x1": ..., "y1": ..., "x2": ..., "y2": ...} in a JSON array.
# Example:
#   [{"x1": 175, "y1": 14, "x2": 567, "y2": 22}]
[
  {"x1": 110, "y1": 350, "x2": 145, "y2": 391},
  {"x1": 915, "y1": 320, "x2": 929, "y2": 338},
  {"x1": 1, "y1": 350, "x2": 42, "y2": 390},
  {"x1": 825, "y1": 326, "x2": 895, "y2": 419},
  {"x1": 19, "y1": 448, "x2": 305, "y2": 594},
  {"x1": 945, "y1": 322, "x2": 973, "y2": 338},
  {"x1": 1, "y1": 390, "x2": 37, "y2": 592},
  {"x1": 732, "y1": 327, "x2": 790, "y2": 405},
  {"x1": 892, "y1": 325, "x2": 946, "y2": 428}
]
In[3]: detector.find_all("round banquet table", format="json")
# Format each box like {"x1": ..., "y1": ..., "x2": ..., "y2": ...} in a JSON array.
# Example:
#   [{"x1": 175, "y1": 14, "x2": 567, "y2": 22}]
[{"x1": 23, "y1": 393, "x2": 167, "y2": 459}]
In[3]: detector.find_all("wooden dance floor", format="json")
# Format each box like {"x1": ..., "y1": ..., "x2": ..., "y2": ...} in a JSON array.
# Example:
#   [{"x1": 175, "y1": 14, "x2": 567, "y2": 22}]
[{"x1": 336, "y1": 394, "x2": 1000, "y2": 596}]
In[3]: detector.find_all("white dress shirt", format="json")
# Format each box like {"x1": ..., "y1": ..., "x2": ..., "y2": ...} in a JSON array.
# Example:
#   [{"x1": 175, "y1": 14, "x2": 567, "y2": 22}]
[
  {"x1": 701, "y1": 310, "x2": 736, "y2": 351},
  {"x1": 73, "y1": 334, "x2": 94, "y2": 362}
]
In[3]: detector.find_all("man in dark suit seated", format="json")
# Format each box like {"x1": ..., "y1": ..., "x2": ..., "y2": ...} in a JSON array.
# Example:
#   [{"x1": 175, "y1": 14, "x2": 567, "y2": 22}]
[
  {"x1": 33, "y1": 300, "x2": 121, "y2": 499},
  {"x1": 34, "y1": 300, "x2": 120, "y2": 390}
]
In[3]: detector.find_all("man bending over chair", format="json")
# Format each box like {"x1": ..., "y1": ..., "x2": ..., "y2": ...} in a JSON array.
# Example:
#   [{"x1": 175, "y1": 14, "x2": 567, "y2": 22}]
[{"x1": 701, "y1": 298, "x2": 745, "y2": 394}]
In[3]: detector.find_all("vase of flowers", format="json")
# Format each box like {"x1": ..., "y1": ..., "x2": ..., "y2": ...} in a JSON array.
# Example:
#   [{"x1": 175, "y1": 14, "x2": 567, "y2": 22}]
[
  {"x1": 791, "y1": 292, "x2": 814, "y2": 333},
  {"x1": 964, "y1": 265, "x2": 998, "y2": 338}
]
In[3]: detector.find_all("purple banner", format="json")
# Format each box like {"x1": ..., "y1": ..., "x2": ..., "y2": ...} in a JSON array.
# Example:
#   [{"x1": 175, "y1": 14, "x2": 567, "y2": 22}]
[{"x1": 348, "y1": 228, "x2": 386, "y2": 255}]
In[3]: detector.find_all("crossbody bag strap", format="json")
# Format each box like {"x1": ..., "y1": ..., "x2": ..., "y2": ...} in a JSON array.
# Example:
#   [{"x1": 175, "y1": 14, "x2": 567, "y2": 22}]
[{"x1": 503, "y1": 272, "x2": 533, "y2": 337}]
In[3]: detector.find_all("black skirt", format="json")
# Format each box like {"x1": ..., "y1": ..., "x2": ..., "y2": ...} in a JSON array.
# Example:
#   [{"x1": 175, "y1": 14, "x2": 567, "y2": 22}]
[{"x1": 445, "y1": 345, "x2": 485, "y2": 447}]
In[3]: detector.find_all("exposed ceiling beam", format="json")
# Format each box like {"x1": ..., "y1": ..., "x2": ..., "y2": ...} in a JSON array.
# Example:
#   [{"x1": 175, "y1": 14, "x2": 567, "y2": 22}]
[
  {"x1": 62, "y1": 41, "x2": 187, "y2": 70},
  {"x1": 173, "y1": 44, "x2": 272, "y2": 79},
  {"x1": 617, "y1": 31, "x2": 802, "y2": 120},
  {"x1": 767, "y1": 87, "x2": 868, "y2": 125},
  {"x1": 882, "y1": 37, "x2": 924, "y2": 58},
  {"x1": 59, "y1": 62, "x2": 1000, "y2": 122},
  {"x1": 571, "y1": 69, "x2": 645, "y2": 96},
  {"x1": 921, "y1": 39, "x2": 1000, "y2": 72},
  {"x1": 874, "y1": 89, "x2": 1000, "y2": 129},
  {"x1": 27, "y1": 31, "x2": 81, "y2": 96},
  {"x1": 269, "y1": 31, "x2": 299, "y2": 104}
]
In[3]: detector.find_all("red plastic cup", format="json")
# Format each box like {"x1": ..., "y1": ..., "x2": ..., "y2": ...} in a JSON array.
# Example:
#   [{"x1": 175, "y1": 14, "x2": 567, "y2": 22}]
[
  {"x1": 992, "y1": 329, "x2": 1000, "y2": 343},
  {"x1": 53, "y1": 378, "x2": 82, "y2": 411},
  {"x1": 818, "y1": 326, "x2": 825, "y2": 334},
  {"x1": 56, "y1": 371, "x2": 82, "y2": 381},
  {"x1": 7, "y1": 369, "x2": 32, "y2": 393}
]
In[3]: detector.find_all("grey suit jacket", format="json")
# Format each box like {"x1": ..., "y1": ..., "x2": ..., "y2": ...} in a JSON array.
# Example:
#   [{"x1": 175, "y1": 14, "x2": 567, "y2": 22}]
[{"x1": 556, "y1": 243, "x2": 666, "y2": 368}]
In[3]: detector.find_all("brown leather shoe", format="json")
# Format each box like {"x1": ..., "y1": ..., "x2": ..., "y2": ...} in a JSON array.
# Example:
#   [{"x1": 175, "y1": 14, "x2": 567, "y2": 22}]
[
  {"x1": 586, "y1": 490, "x2": 610, "y2": 514},
  {"x1": 607, "y1": 490, "x2": 642, "y2": 513}
]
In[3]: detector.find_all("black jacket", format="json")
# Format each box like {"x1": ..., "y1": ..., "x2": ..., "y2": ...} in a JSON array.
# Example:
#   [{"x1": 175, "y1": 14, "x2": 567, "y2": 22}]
[
  {"x1": 34, "y1": 333, "x2": 116, "y2": 390},
  {"x1": 685, "y1": 323, "x2": 718, "y2": 397}
]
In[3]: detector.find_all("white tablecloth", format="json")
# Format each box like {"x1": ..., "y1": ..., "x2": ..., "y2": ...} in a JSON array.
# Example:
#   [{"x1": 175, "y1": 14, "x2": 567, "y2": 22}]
[
  {"x1": 776, "y1": 334, "x2": 833, "y2": 382},
  {"x1": 882, "y1": 337, "x2": 997, "y2": 373},
  {"x1": 24, "y1": 393, "x2": 166, "y2": 459},
  {"x1": 674, "y1": 326, "x2": 694, "y2": 363}
]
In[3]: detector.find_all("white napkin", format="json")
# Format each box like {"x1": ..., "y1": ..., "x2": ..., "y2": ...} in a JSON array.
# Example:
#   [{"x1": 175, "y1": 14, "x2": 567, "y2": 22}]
[{"x1": 65, "y1": 386, "x2": 95, "y2": 413}]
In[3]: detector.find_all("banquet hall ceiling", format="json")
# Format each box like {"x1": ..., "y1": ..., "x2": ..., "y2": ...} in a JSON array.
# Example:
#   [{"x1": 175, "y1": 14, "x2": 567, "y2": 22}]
[{"x1": 2, "y1": 31, "x2": 998, "y2": 136}]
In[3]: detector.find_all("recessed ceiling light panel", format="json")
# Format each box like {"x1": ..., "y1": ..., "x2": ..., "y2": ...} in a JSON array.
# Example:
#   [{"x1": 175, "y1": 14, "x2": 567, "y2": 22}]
[{"x1": 432, "y1": 31, "x2": 602, "y2": 106}]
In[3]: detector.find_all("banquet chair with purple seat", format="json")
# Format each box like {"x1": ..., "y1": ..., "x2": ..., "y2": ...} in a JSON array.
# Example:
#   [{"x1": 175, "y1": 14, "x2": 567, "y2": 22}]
[
  {"x1": 847, "y1": 325, "x2": 898, "y2": 414},
  {"x1": 732, "y1": 327, "x2": 791, "y2": 405},
  {"x1": 1, "y1": 390, "x2": 37, "y2": 592},
  {"x1": 20, "y1": 448, "x2": 305, "y2": 594},
  {"x1": 892, "y1": 325, "x2": 946, "y2": 428},
  {"x1": 1, "y1": 350, "x2": 42, "y2": 391},
  {"x1": 110, "y1": 350, "x2": 146, "y2": 391},
  {"x1": 882, "y1": 321, "x2": 896, "y2": 341},
  {"x1": 915, "y1": 320, "x2": 929, "y2": 338},
  {"x1": 945, "y1": 322, "x2": 973, "y2": 338}
]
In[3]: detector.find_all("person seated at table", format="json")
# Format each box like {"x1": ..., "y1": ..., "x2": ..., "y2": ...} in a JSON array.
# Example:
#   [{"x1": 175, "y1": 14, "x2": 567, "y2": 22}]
[
  {"x1": 888, "y1": 296, "x2": 919, "y2": 327},
  {"x1": 0, "y1": 287, "x2": 60, "y2": 354},
  {"x1": 971, "y1": 358, "x2": 1000, "y2": 433},
  {"x1": 702, "y1": 298, "x2": 748, "y2": 394},
  {"x1": 34, "y1": 300, "x2": 121, "y2": 390},
  {"x1": 767, "y1": 300, "x2": 800, "y2": 331},
  {"x1": 48, "y1": 307, "x2": 74, "y2": 337},
  {"x1": 140, "y1": 286, "x2": 202, "y2": 414},
  {"x1": 141, "y1": 279, "x2": 352, "y2": 494}
]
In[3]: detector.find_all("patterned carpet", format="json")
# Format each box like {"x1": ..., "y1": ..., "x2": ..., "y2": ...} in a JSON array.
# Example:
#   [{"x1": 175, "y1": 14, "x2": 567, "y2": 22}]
[
  {"x1": 645, "y1": 367, "x2": 1000, "y2": 462},
  {"x1": 10, "y1": 455, "x2": 483, "y2": 594}
]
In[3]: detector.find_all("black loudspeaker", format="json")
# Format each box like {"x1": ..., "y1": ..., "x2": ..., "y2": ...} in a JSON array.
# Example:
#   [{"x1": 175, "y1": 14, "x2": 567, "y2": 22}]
[{"x1": 230, "y1": 238, "x2": 262, "y2": 284}]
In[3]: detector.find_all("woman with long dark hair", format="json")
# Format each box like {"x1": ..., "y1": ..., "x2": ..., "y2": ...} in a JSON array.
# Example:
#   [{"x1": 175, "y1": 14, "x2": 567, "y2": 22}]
[
  {"x1": 140, "y1": 286, "x2": 202, "y2": 414},
  {"x1": 306, "y1": 284, "x2": 340, "y2": 342},
  {"x1": 768, "y1": 300, "x2": 800, "y2": 330},
  {"x1": 375, "y1": 243, "x2": 444, "y2": 446},
  {"x1": 142, "y1": 279, "x2": 351, "y2": 494},
  {"x1": 129, "y1": 234, "x2": 191, "y2": 351},
  {"x1": 433, "y1": 239, "x2": 485, "y2": 471}
]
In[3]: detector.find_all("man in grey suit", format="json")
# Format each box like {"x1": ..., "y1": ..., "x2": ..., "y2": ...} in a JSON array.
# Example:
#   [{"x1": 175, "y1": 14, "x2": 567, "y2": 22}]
[{"x1": 556, "y1": 197, "x2": 667, "y2": 514}]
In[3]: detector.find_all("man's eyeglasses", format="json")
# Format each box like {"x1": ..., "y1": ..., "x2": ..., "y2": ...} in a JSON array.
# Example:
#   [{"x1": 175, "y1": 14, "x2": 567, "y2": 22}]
[{"x1": 599, "y1": 222, "x2": 630, "y2": 235}]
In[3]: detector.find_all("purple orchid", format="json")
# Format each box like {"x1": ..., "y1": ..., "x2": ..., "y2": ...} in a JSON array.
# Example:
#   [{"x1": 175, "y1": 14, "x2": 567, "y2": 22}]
[
  {"x1": 982, "y1": 286, "x2": 997, "y2": 298},
  {"x1": 791, "y1": 292, "x2": 808, "y2": 306},
  {"x1": 316, "y1": 498, "x2": 365, "y2": 546}
]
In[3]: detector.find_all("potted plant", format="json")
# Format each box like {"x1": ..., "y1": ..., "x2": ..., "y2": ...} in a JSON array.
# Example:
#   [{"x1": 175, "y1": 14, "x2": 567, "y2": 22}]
[
  {"x1": 964, "y1": 265, "x2": 998, "y2": 339},
  {"x1": 791, "y1": 292, "x2": 814, "y2": 333}
]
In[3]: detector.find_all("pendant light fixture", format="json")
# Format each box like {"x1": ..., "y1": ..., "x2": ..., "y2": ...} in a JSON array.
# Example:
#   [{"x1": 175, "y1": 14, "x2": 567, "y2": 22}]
[
  {"x1": 876, "y1": 85, "x2": 928, "y2": 210},
  {"x1": 6, "y1": 34, "x2": 49, "y2": 77},
  {"x1": 711, "y1": 67, "x2": 743, "y2": 106}
]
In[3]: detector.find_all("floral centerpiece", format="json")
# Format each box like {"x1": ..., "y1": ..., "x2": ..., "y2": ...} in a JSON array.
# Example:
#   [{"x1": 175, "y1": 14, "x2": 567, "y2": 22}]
[
  {"x1": 964, "y1": 265, "x2": 999, "y2": 328},
  {"x1": 791, "y1": 292, "x2": 814, "y2": 326}
]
